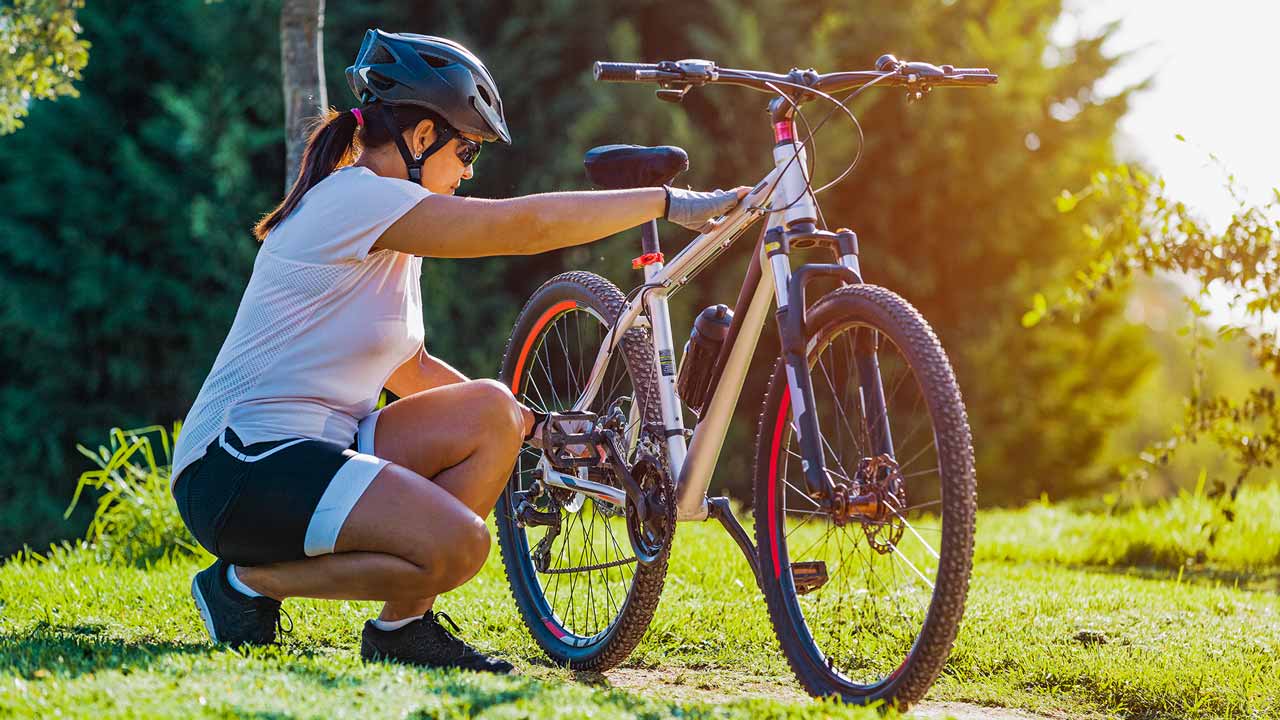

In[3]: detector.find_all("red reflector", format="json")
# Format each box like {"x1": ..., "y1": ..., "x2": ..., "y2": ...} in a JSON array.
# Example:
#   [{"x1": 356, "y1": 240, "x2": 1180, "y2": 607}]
[{"x1": 632, "y1": 252, "x2": 665, "y2": 269}]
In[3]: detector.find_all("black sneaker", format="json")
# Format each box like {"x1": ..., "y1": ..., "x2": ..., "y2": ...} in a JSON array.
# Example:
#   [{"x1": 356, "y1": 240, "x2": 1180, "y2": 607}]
[
  {"x1": 191, "y1": 558, "x2": 290, "y2": 647},
  {"x1": 360, "y1": 611, "x2": 514, "y2": 674}
]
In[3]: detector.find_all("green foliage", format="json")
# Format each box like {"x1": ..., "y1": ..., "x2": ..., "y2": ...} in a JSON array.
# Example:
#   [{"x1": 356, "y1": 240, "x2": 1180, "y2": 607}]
[
  {"x1": 0, "y1": 0, "x2": 280, "y2": 553},
  {"x1": 1029, "y1": 163, "x2": 1280, "y2": 513},
  {"x1": 62, "y1": 425, "x2": 199, "y2": 567},
  {"x1": 398, "y1": 0, "x2": 1150, "y2": 505},
  {"x1": 0, "y1": 0, "x2": 89, "y2": 134},
  {"x1": 1, "y1": 0, "x2": 1148, "y2": 552}
]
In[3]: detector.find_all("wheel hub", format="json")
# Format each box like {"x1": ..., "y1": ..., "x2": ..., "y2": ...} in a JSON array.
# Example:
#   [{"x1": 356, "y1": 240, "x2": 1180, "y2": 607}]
[{"x1": 830, "y1": 454, "x2": 906, "y2": 553}]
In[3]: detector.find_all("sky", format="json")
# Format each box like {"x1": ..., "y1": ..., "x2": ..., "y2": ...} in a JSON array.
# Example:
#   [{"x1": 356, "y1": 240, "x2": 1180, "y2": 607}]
[
  {"x1": 1061, "y1": 0, "x2": 1279, "y2": 228},
  {"x1": 1059, "y1": 0, "x2": 1279, "y2": 327}
]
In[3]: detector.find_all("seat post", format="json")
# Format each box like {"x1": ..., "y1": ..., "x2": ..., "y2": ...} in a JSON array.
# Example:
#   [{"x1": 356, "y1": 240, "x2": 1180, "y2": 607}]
[{"x1": 640, "y1": 219, "x2": 662, "y2": 257}]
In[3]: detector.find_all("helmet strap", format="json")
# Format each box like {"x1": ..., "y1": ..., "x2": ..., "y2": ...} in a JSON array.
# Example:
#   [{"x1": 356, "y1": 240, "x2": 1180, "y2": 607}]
[{"x1": 375, "y1": 103, "x2": 458, "y2": 185}]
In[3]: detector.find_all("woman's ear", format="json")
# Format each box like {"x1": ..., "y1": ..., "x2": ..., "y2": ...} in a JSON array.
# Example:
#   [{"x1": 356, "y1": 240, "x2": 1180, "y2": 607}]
[{"x1": 412, "y1": 118, "x2": 436, "y2": 158}]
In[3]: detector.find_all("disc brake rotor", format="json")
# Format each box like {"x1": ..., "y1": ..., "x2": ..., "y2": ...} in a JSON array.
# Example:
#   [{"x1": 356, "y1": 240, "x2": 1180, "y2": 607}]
[{"x1": 830, "y1": 453, "x2": 907, "y2": 554}]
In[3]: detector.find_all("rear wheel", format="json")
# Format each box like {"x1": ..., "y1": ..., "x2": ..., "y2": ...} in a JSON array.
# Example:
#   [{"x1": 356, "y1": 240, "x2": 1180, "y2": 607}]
[
  {"x1": 753, "y1": 284, "x2": 976, "y2": 707},
  {"x1": 496, "y1": 271, "x2": 670, "y2": 670}
]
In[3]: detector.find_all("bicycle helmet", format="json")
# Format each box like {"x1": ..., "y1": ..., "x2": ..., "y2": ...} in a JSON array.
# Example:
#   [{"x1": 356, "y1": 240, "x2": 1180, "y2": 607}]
[{"x1": 346, "y1": 29, "x2": 511, "y2": 145}]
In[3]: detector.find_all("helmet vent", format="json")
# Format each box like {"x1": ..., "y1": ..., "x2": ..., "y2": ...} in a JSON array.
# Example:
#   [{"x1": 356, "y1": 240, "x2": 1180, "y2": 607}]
[
  {"x1": 369, "y1": 46, "x2": 395, "y2": 65},
  {"x1": 420, "y1": 53, "x2": 450, "y2": 69},
  {"x1": 475, "y1": 85, "x2": 492, "y2": 106}
]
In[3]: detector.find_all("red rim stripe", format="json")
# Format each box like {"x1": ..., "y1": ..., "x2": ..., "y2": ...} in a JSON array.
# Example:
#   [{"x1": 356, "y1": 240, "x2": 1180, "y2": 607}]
[
  {"x1": 767, "y1": 386, "x2": 791, "y2": 580},
  {"x1": 511, "y1": 300, "x2": 577, "y2": 393}
]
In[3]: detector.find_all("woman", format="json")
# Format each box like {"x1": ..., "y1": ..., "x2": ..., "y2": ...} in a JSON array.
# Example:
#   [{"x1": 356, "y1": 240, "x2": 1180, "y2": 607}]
[{"x1": 170, "y1": 29, "x2": 744, "y2": 674}]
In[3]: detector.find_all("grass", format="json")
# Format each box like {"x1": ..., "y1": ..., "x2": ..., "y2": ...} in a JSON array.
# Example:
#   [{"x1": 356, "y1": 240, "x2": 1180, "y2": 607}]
[{"x1": 1, "y1": 433, "x2": 1277, "y2": 718}]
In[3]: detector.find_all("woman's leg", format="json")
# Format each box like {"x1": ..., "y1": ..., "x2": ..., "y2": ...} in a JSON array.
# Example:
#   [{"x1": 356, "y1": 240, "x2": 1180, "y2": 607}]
[
  {"x1": 359, "y1": 379, "x2": 525, "y2": 620},
  {"x1": 236, "y1": 379, "x2": 524, "y2": 608}
]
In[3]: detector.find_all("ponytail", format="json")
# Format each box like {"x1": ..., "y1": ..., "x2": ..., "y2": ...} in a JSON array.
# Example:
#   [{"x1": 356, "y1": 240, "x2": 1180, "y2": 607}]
[
  {"x1": 254, "y1": 108, "x2": 360, "y2": 241},
  {"x1": 254, "y1": 103, "x2": 446, "y2": 241}
]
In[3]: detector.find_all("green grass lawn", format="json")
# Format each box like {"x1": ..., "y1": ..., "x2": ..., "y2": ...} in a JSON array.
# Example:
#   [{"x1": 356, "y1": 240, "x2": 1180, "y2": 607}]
[{"x1": 1, "y1": 483, "x2": 1277, "y2": 719}]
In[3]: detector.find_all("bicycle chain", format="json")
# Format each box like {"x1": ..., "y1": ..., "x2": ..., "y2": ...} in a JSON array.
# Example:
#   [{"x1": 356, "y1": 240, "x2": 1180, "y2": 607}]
[{"x1": 537, "y1": 555, "x2": 638, "y2": 575}]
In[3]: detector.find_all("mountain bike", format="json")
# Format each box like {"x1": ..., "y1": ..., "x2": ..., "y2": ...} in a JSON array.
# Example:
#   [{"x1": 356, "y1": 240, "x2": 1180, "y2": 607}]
[{"x1": 495, "y1": 54, "x2": 995, "y2": 708}]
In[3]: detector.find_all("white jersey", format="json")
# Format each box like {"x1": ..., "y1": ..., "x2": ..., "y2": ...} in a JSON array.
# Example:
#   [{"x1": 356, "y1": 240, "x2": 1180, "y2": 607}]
[{"x1": 171, "y1": 166, "x2": 429, "y2": 486}]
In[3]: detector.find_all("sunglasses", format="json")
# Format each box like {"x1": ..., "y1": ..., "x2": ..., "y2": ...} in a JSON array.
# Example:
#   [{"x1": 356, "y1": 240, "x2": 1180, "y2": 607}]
[{"x1": 443, "y1": 126, "x2": 482, "y2": 166}]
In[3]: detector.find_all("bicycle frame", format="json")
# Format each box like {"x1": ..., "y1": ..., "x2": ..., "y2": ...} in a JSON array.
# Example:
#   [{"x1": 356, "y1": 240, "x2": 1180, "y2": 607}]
[{"x1": 548, "y1": 104, "x2": 873, "y2": 525}]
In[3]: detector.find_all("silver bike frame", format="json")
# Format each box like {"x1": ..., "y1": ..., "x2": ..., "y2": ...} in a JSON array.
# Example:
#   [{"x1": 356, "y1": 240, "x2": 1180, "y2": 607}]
[{"x1": 550, "y1": 133, "x2": 823, "y2": 521}]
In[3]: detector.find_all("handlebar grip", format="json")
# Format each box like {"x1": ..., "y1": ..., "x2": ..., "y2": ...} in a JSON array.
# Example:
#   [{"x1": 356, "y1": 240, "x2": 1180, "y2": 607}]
[
  {"x1": 944, "y1": 74, "x2": 999, "y2": 86},
  {"x1": 593, "y1": 61, "x2": 661, "y2": 82}
]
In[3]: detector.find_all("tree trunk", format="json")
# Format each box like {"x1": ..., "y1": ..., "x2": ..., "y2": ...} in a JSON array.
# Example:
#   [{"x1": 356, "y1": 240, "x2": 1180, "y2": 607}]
[{"x1": 280, "y1": 0, "x2": 327, "y2": 192}]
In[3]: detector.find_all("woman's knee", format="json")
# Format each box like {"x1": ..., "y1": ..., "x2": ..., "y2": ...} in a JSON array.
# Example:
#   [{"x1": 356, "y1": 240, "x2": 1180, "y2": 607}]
[
  {"x1": 468, "y1": 379, "x2": 523, "y2": 442},
  {"x1": 407, "y1": 514, "x2": 490, "y2": 593}
]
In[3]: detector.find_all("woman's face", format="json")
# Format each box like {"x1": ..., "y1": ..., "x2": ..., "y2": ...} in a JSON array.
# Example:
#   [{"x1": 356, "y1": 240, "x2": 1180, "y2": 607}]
[{"x1": 408, "y1": 120, "x2": 483, "y2": 195}]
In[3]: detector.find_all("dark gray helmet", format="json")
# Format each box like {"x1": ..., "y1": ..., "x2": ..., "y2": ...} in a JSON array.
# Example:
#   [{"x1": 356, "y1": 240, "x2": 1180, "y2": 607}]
[{"x1": 346, "y1": 29, "x2": 511, "y2": 144}]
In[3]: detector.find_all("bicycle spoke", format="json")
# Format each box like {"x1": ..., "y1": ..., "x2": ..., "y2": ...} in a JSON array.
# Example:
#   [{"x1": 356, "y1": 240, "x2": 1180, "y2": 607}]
[{"x1": 888, "y1": 542, "x2": 935, "y2": 591}]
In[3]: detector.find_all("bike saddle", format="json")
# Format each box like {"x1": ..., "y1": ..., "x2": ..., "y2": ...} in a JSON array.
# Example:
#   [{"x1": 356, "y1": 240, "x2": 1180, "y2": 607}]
[{"x1": 583, "y1": 144, "x2": 689, "y2": 189}]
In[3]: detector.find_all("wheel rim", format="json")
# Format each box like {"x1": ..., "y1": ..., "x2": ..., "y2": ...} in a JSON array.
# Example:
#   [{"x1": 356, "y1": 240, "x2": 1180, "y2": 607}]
[
  {"x1": 768, "y1": 320, "x2": 948, "y2": 690},
  {"x1": 509, "y1": 302, "x2": 650, "y2": 646}
]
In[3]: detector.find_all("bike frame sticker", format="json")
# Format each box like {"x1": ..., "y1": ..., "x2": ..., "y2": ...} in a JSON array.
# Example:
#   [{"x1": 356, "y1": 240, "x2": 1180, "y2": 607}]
[{"x1": 658, "y1": 349, "x2": 676, "y2": 376}]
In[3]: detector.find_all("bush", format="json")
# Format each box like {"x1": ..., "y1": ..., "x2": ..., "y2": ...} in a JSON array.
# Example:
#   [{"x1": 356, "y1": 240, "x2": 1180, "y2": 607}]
[{"x1": 63, "y1": 425, "x2": 200, "y2": 567}]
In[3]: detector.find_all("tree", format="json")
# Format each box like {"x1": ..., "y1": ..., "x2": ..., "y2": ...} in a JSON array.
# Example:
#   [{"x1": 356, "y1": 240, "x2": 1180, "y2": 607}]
[
  {"x1": 280, "y1": 0, "x2": 327, "y2": 189},
  {"x1": 406, "y1": 0, "x2": 1151, "y2": 504},
  {"x1": 0, "y1": 0, "x2": 282, "y2": 554},
  {"x1": 0, "y1": 0, "x2": 90, "y2": 134}
]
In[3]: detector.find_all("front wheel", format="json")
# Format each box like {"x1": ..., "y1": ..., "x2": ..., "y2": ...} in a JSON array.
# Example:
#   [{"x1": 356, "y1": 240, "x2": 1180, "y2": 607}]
[{"x1": 753, "y1": 284, "x2": 976, "y2": 708}]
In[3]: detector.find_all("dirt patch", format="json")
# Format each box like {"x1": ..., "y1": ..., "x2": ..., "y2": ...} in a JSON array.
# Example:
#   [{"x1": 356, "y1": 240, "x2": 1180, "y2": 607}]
[{"x1": 599, "y1": 667, "x2": 1067, "y2": 719}]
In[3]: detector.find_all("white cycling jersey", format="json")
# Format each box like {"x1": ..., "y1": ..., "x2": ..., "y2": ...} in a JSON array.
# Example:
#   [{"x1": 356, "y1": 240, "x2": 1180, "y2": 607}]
[{"x1": 171, "y1": 166, "x2": 429, "y2": 487}]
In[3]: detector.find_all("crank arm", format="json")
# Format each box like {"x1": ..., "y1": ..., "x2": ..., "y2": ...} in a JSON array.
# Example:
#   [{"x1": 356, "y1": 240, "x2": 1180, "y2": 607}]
[
  {"x1": 537, "y1": 461, "x2": 627, "y2": 508},
  {"x1": 599, "y1": 428, "x2": 648, "y2": 521}
]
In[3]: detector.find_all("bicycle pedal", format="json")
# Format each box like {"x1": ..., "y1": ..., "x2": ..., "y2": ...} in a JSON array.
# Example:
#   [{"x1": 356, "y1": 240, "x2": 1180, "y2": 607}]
[
  {"x1": 791, "y1": 561, "x2": 829, "y2": 595},
  {"x1": 542, "y1": 411, "x2": 604, "y2": 469}
]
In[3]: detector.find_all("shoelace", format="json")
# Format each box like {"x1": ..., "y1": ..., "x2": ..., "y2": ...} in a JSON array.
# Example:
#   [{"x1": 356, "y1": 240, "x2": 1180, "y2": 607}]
[
  {"x1": 427, "y1": 611, "x2": 482, "y2": 655},
  {"x1": 252, "y1": 599, "x2": 292, "y2": 643},
  {"x1": 432, "y1": 610, "x2": 463, "y2": 635}
]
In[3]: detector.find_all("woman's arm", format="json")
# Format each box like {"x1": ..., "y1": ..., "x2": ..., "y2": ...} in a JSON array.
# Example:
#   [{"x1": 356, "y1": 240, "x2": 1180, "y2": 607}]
[
  {"x1": 384, "y1": 347, "x2": 469, "y2": 397},
  {"x1": 376, "y1": 188, "x2": 667, "y2": 258}
]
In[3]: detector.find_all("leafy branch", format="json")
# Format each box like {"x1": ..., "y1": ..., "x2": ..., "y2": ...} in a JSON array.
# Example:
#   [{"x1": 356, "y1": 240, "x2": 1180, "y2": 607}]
[
  {"x1": 1025, "y1": 156, "x2": 1279, "y2": 522},
  {"x1": 0, "y1": 0, "x2": 90, "y2": 134}
]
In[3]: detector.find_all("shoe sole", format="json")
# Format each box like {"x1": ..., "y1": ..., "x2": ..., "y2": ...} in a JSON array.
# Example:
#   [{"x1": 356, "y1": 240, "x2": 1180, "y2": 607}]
[{"x1": 191, "y1": 574, "x2": 220, "y2": 644}]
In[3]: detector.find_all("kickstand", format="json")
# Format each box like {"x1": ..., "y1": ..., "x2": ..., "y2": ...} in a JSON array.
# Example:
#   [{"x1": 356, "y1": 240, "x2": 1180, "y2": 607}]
[{"x1": 706, "y1": 497, "x2": 761, "y2": 590}]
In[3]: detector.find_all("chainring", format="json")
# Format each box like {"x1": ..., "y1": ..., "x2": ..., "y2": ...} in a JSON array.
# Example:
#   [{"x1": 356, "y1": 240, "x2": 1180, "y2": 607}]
[{"x1": 625, "y1": 437, "x2": 676, "y2": 565}]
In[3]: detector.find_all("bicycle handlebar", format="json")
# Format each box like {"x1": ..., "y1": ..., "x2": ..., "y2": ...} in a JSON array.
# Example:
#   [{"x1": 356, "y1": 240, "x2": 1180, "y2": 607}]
[{"x1": 592, "y1": 55, "x2": 998, "y2": 94}]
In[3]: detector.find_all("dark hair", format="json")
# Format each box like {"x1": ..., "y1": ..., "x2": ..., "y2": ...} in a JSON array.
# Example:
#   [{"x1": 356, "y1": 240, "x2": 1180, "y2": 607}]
[{"x1": 254, "y1": 103, "x2": 443, "y2": 241}]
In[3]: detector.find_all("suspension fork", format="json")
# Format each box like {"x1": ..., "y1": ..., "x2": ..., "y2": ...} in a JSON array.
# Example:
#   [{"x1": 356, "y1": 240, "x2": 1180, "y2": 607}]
[
  {"x1": 768, "y1": 226, "x2": 865, "y2": 503},
  {"x1": 854, "y1": 331, "x2": 895, "y2": 458}
]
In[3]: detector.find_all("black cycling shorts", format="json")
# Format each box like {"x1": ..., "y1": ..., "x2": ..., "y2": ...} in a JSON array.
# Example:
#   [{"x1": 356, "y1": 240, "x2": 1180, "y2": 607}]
[{"x1": 172, "y1": 416, "x2": 389, "y2": 567}]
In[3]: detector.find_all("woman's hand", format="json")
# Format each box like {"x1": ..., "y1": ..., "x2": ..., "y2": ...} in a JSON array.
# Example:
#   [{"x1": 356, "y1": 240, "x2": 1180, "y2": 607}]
[
  {"x1": 664, "y1": 186, "x2": 752, "y2": 231},
  {"x1": 517, "y1": 402, "x2": 539, "y2": 443}
]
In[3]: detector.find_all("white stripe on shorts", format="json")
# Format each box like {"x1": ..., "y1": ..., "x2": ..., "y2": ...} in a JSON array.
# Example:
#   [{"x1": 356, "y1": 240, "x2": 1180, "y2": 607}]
[
  {"x1": 356, "y1": 408, "x2": 381, "y2": 456},
  {"x1": 218, "y1": 430, "x2": 308, "y2": 462},
  {"x1": 303, "y1": 452, "x2": 388, "y2": 556}
]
